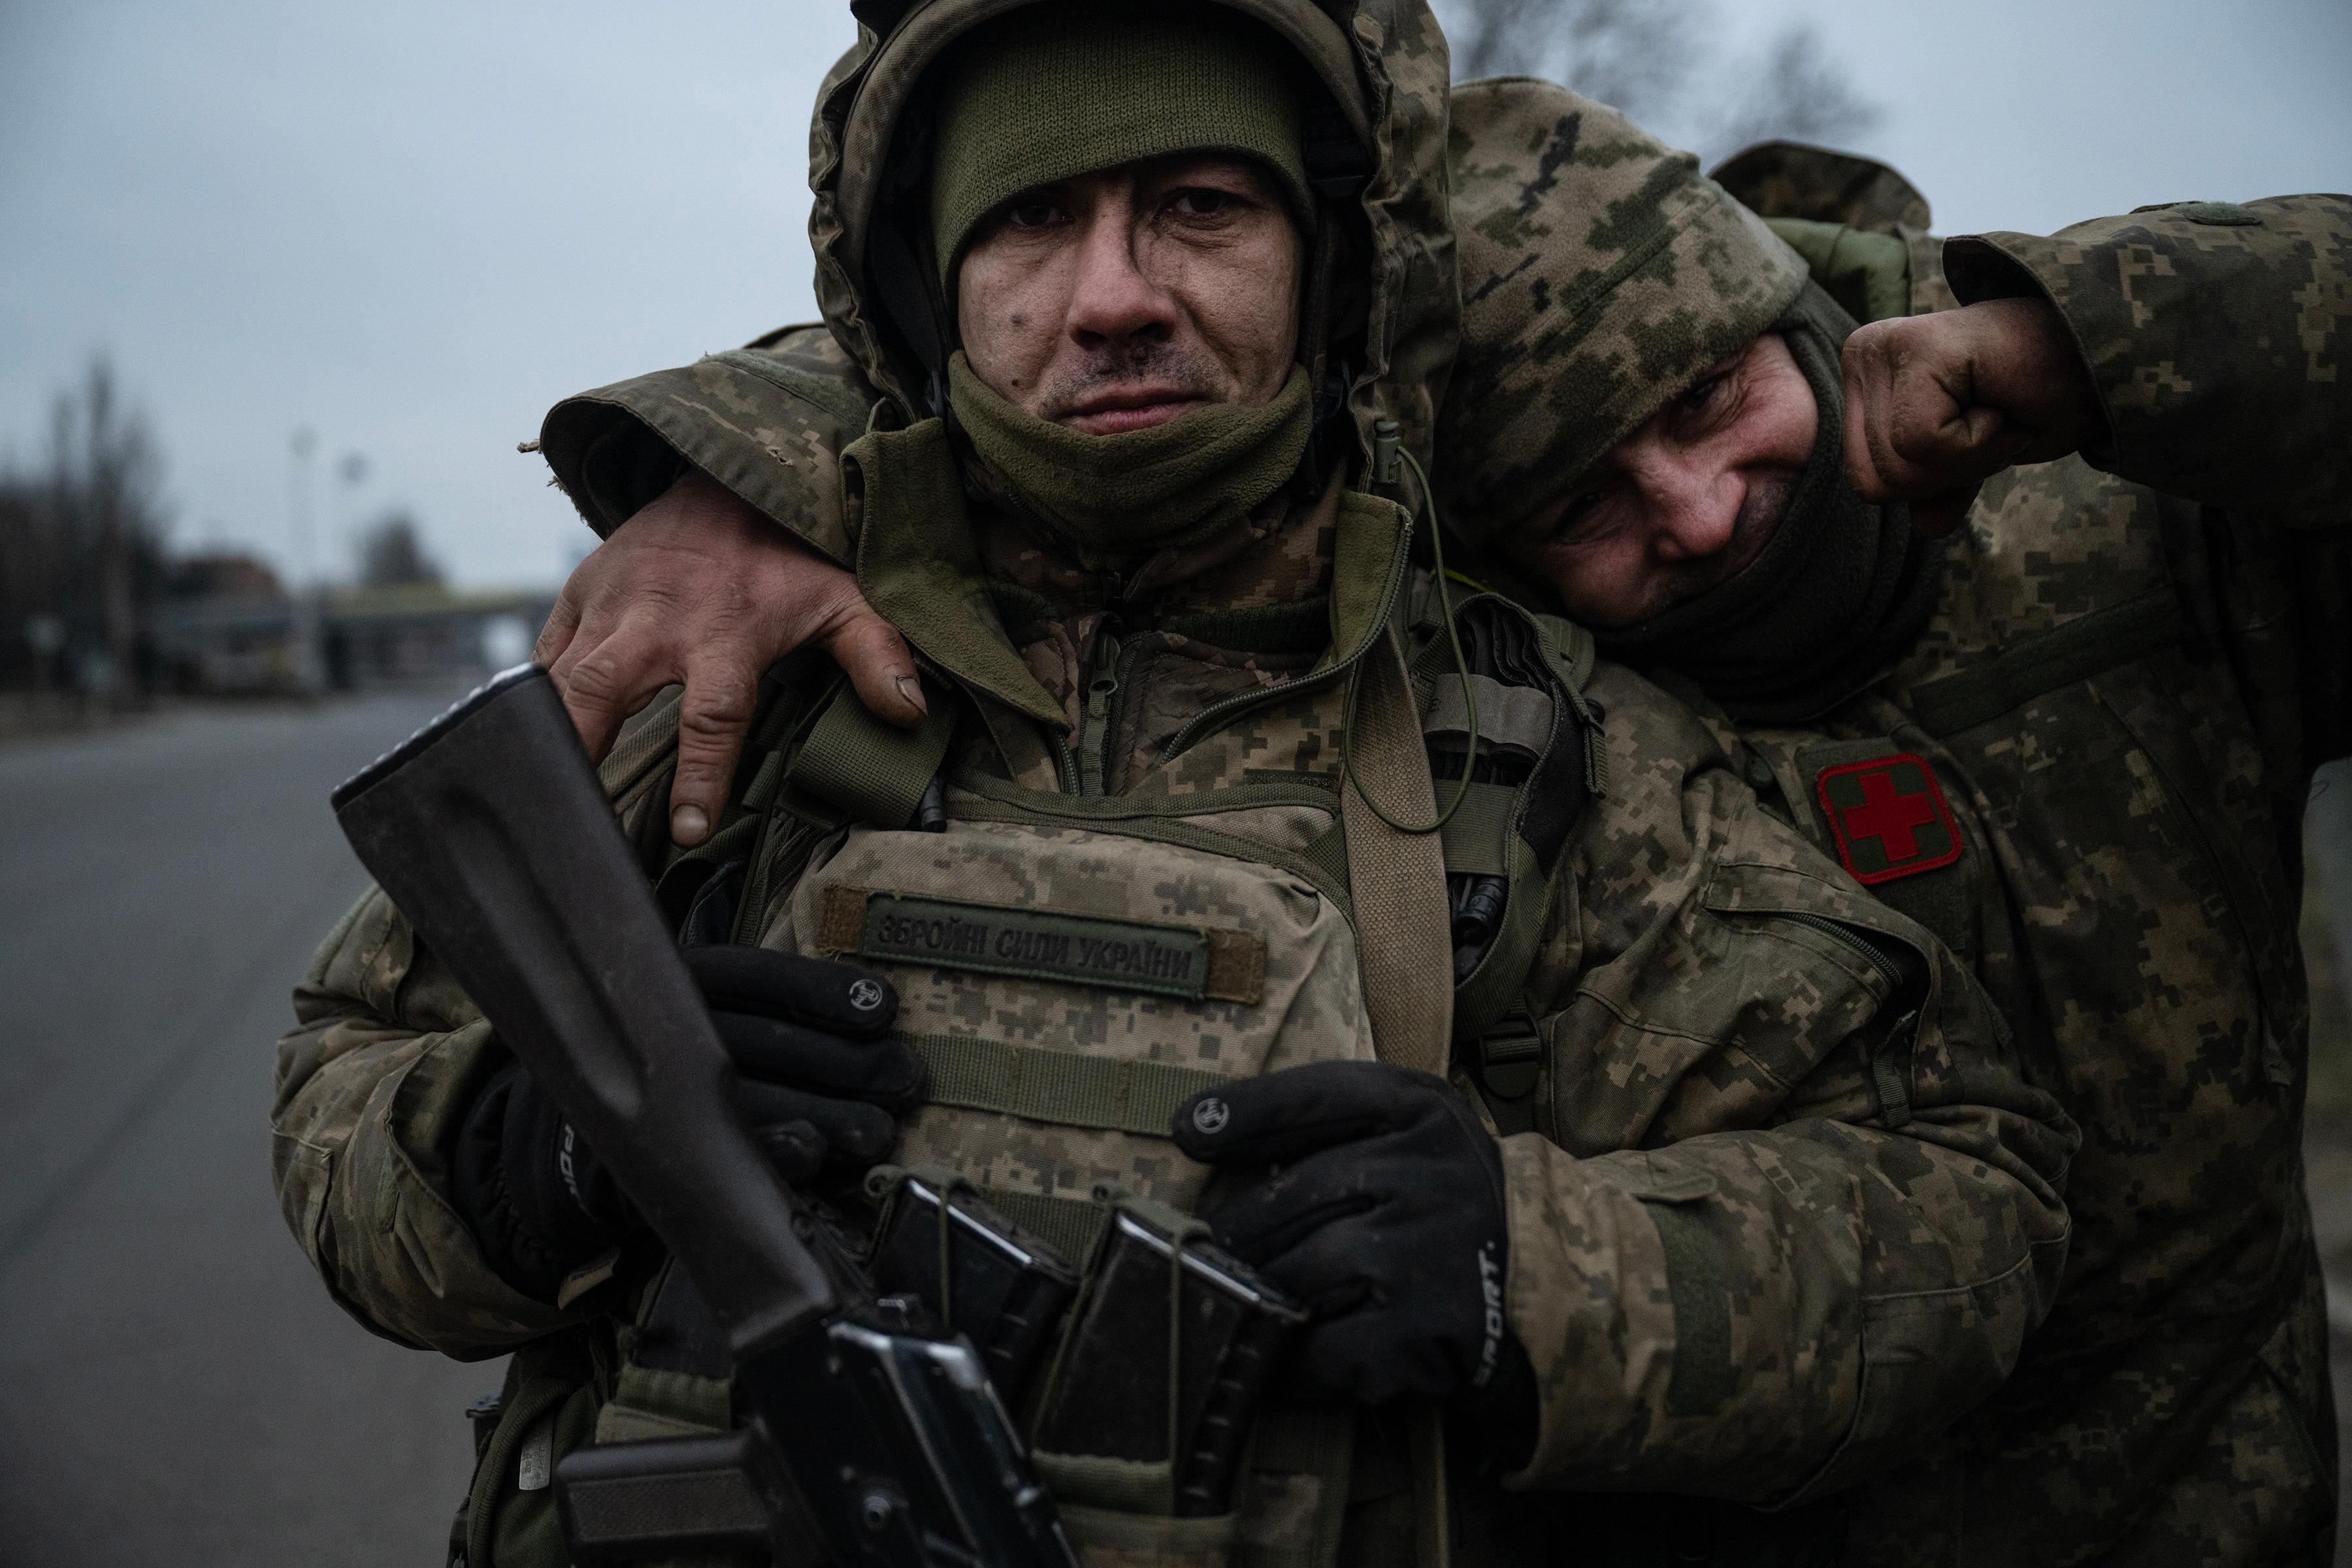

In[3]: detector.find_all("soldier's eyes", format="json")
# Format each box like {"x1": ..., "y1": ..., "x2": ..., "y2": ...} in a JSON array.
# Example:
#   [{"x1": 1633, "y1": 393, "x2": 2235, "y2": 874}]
[
  {"x1": 1000, "y1": 195, "x2": 1066, "y2": 229},
  {"x1": 1166, "y1": 187, "x2": 1240, "y2": 218},
  {"x1": 1546, "y1": 486, "x2": 1616, "y2": 543},
  {"x1": 1667, "y1": 361, "x2": 1744, "y2": 434},
  {"x1": 1676, "y1": 376, "x2": 1725, "y2": 416}
]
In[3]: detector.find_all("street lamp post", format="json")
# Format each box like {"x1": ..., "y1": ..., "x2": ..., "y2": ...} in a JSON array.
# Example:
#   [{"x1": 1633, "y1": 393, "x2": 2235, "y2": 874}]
[
  {"x1": 288, "y1": 428, "x2": 318, "y2": 590},
  {"x1": 336, "y1": 451, "x2": 370, "y2": 583}
]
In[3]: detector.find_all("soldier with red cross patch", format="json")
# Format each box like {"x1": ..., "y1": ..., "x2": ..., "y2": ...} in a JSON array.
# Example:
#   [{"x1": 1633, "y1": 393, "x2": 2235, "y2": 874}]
[
  {"x1": 267, "y1": 31, "x2": 2094, "y2": 1568},
  {"x1": 1424, "y1": 107, "x2": 2352, "y2": 1568}
]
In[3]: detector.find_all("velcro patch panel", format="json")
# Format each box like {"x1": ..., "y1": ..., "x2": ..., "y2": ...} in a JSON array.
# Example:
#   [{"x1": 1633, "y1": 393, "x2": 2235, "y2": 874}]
[{"x1": 817, "y1": 887, "x2": 1266, "y2": 1004}]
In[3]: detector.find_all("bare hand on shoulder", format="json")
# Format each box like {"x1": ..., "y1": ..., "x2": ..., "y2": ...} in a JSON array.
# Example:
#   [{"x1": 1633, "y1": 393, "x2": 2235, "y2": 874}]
[
  {"x1": 534, "y1": 470, "x2": 921, "y2": 847},
  {"x1": 1842, "y1": 295, "x2": 2104, "y2": 538}
]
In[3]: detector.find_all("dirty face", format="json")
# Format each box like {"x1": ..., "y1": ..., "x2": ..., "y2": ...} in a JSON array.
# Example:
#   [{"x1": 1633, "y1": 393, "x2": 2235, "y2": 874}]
[
  {"x1": 955, "y1": 153, "x2": 1305, "y2": 434},
  {"x1": 1495, "y1": 333, "x2": 1818, "y2": 629}
]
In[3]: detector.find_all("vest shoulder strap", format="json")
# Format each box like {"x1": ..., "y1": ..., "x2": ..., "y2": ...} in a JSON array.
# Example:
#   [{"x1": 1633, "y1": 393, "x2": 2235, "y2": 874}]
[
  {"x1": 783, "y1": 673, "x2": 957, "y2": 827},
  {"x1": 1341, "y1": 621, "x2": 1456, "y2": 1076}
]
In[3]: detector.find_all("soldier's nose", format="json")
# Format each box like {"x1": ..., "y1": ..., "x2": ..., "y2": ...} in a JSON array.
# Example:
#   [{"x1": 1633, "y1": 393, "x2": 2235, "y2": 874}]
[
  {"x1": 1650, "y1": 474, "x2": 1742, "y2": 563},
  {"x1": 1067, "y1": 210, "x2": 1177, "y2": 351}
]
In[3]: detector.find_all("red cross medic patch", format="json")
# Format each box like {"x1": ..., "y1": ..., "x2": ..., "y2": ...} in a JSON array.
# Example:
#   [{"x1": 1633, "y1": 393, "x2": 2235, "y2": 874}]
[{"x1": 1815, "y1": 753, "x2": 1962, "y2": 885}]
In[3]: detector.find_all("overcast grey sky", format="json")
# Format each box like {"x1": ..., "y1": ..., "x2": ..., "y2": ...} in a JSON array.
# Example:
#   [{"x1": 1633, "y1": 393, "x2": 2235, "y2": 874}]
[{"x1": 3, "y1": 0, "x2": 2345, "y2": 589}]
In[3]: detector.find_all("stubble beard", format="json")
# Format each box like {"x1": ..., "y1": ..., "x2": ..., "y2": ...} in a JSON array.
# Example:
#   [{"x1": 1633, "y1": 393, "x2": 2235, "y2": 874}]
[
  {"x1": 1039, "y1": 340, "x2": 1228, "y2": 424},
  {"x1": 1634, "y1": 467, "x2": 1799, "y2": 624}
]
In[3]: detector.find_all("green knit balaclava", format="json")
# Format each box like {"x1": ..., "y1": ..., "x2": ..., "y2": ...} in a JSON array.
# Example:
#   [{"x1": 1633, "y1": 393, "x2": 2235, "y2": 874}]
[
  {"x1": 928, "y1": 3, "x2": 1315, "y2": 288},
  {"x1": 1440, "y1": 78, "x2": 1937, "y2": 724},
  {"x1": 922, "y1": 1, "x2": 1319, "y2": 560}
]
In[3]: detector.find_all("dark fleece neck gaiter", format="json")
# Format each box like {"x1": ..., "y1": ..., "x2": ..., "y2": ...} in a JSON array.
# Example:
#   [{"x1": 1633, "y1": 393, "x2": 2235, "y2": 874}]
[{"x1": 1595, "y1": 282, "x2": 1940, "y2": 725}]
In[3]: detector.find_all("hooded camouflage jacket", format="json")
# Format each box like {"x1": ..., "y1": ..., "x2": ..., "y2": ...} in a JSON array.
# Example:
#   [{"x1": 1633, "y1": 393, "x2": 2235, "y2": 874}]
[
  {"x1": 1715, "y1": 169, "x2": 2352, "y2": 1568},
  {"x1": 1439, "y1": 84, "x2": 2349, "y2": 1565},
  {"x1": 278, "y1": 19, "x2": 2072, "y2": 1565}
]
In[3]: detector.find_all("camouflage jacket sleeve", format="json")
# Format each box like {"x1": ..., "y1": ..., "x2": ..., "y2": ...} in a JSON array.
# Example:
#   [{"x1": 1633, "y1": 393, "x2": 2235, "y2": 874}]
[
  {"x1": 1500, "y1": 665, "x2": 2076, "y2": 1505},
  {"x1": 1942, "y1": 194, "x2": 2352, "y2": 524},
  {"x1": 269, "y1": 704, "x2": 683, "y2": 1357},
  {"x1": 536, "y1": 325, "x2": 876, "y2": 563},
  {"x1": 270, "y1": 887, "x2": 571, "y2": 1357}
]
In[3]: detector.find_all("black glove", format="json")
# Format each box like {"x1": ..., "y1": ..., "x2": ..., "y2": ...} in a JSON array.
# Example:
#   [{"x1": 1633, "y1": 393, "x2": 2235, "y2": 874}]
[
  {"x1": 452, "y1": 946, "x2": 921, "y2": 1301},
  {"x1": 451, "y1": 1058, "x2": 636, "y2": 1303},
  {"x1": 687, "y1": 944, "x2": 923, "y2": 1186},
  {"x1": 1172, "y1": 1061, "x2": 1527, "y2": 1416}
]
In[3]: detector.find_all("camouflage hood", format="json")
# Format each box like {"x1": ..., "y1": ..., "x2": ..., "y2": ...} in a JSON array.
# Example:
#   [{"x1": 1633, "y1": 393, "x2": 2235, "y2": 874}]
[
  {"x1": 805, "y1": 0, "x2": 1458, "y2": 488},
  {"x1": 1437, "y1": 78, "x2": 1938, "y2": 723},
  {"x1": 1439, "y1": 78, "x2": 1806, "y2": 537}
]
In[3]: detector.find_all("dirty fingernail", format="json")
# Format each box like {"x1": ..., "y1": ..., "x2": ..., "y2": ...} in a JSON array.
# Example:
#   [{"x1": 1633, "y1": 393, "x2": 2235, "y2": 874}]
[
  {"x1": 894, "y1": 674, "x2": 926, "y2": 715},
  {"x1": 671, "y1": 804, "x2": 711, "y2": 845}
]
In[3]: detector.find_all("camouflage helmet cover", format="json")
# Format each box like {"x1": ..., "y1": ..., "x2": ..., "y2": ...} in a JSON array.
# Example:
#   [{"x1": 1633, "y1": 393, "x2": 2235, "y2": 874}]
[{"x1": 1437, "y1": 78, "x2": 1808, "y2": 539}]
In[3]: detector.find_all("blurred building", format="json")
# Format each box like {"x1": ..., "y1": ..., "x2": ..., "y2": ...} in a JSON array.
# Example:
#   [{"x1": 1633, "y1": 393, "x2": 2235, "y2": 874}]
[
  {"x1": 321, "y1": 583, "x2": 553, "y2": 689},
  {"x1": 152, "y1": 552, "x2": 314, "y2": 695},
  {"x1": 149, "y1": 553, "x2": 552, "y2": 695}
]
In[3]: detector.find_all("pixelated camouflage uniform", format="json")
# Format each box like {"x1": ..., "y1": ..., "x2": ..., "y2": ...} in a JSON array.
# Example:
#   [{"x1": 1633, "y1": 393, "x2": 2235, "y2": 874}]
[
  {"x1": 1444, "y1": 80, "x2": 2352, "y2": 1566},
  {"x1": 274, "y1": 24, "x2": 2073, "y2": 1568}
]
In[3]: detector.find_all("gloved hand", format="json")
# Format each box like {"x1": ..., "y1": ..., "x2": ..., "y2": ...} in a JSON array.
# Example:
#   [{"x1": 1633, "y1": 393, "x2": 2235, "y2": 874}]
[
  {"x1": 1172, "y1": 1061, "x2": 1526, "y2": 1413},
  {"x1": 452, "y1": 946, "x2": 921, "y2": 1301},
  {"x1": 687, "y1": 944, "x2": 923, "y2": 1186}
]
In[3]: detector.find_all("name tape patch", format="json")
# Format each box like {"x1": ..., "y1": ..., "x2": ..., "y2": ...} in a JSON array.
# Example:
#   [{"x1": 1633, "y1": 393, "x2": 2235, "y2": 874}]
[{"x1": 817, "y1": 887, "x2": 1265, "y2": 1004}]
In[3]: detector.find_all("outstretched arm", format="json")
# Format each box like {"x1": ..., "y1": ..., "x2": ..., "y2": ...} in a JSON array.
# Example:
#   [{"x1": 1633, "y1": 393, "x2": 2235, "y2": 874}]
[
  {"x1": 1843, "y1": 194, "x2": 2352, "y2": 531},
  {"x1": 535, "y1": 325, "x2": 921, "y2": 847}
]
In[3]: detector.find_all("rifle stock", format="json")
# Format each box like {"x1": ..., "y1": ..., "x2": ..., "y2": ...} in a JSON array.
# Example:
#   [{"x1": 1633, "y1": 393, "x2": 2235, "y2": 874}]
[
  {"x1": 332, "y1": 666, "x2": 1075, "y2": 1568},
  {"x1": 333, "y1": 664, "x2": 838, "y2": 1356}
]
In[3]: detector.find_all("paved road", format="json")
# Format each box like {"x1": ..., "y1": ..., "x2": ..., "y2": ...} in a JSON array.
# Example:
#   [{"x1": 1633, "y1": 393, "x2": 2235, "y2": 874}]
[{"x1": 0, "y1": 694, "x2": 488, "y2": 1568}]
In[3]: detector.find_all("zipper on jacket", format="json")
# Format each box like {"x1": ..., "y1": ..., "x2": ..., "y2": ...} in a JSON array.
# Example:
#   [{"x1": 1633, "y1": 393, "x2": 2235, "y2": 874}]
[
  {"x1": 1154, "y1": 525, "x2": 1414, "y2": 768},
  {"x1": 1078, "y1": 621, "x2": 1124, "y2": 796},
  {"x1": 1776, "y1": 911, "x2": 1921, "y2": 1126},
  {"x1": 1775, "y1": 912, "x2": 1908, "y2": 994}
]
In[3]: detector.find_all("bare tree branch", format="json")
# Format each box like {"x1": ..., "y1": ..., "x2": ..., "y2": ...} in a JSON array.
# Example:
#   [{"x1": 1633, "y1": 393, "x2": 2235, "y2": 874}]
[
  {"x1": 1701, "y1": 22, "x2": 1886, "y2": 163},
  {"x1": 1441, "y1": 0, "x2": 1705, "y2": 127},
  {"x1": 6, "y1": 358, "x2": 172, "y2": 694},
  {"x1": 1436, "y1": 0, "x2": 1882, "y2": 168},
  {"x1": 1548, "y1": 0, "x2": 1704, "y2": 127},
  {"x1": 1445, "y1": 0, "x2": 1552, "y2": 79}
]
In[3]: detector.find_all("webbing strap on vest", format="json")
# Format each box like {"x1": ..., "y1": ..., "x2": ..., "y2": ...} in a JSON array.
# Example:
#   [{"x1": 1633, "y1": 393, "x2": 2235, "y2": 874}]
[
  {"x1": 1424, "y1": 676, "x2": 1553, "y2": 759},
  {"x1": 782, "y1": 674, "x2": 955, "y2": 826},
  {"x1": 885, "y1": 1035, "x2": 1243, "y2": 1289},
  {"x1": 1341, "y1": 625, "x2": 1454, "y2": 1075},
  {"x1": 907, "y1": 1032, "x2": 1232, "y2": 1137},
  {"x1": 1434, "y1": 781, "x2": 1520, "y2": 878}
]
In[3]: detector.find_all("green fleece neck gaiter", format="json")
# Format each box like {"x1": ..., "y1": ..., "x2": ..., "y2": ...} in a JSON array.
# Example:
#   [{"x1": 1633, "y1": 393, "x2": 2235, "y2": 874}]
[{"x1": 948, "y1": 353, "x2": 1313, "y2": 559}]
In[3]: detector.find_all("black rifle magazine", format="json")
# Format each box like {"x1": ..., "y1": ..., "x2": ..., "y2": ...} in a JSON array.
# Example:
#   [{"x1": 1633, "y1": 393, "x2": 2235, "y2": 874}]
[
  {"x1": 1034, "y1": 1200, "x2": 1307, "y2": 1518},
  {"x1": 866, "y1": 1166, "x2": 1081, "y2": 1405}
]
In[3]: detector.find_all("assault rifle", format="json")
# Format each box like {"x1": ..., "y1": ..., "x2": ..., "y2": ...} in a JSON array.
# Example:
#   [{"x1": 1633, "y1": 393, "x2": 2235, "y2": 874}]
[{"x1": 333, "y1": 666, "x2": 1076, "y2": 1568}]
